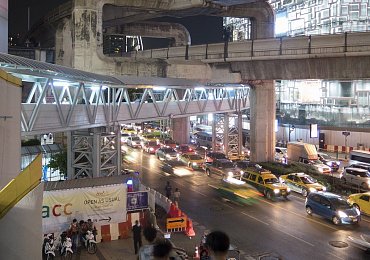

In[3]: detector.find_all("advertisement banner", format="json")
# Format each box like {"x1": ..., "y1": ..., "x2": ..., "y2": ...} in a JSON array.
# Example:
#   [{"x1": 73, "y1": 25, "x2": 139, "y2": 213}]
[
  {"x1": 42, "y1": 184, "x2": 127, "y2": 234},
  {"x1": 127, "y1": 191, "x2": 149, "y2": 211}
]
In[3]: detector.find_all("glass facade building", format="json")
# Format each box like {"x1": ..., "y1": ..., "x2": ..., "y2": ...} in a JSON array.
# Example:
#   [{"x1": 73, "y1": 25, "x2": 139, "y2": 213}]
[{"x1": 224, "y1": 0, "x2": 370, "y2": 129}]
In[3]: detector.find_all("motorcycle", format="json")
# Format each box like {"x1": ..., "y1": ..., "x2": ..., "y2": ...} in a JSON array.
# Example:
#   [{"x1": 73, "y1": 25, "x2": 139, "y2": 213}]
[
  {"x1": 83, "y1": 230, "x2": 97, "y2": 254},
  {"x1": 43, "y1": 234, "x2": 56, "y2": 260},
  {"x1": 59, "y1": 235, "x2": 73, "y2": 260}
]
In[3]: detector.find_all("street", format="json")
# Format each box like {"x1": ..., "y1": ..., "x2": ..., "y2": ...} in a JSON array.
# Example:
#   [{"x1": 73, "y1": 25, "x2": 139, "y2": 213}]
[{"x1": 123, "y1": 146, "x2": 370, "y2": 260}]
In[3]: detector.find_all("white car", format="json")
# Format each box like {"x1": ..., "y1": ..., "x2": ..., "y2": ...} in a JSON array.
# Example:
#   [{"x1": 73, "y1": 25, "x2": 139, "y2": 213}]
[
  {"x1": 275, "y1": 147, "x2": 287, "y2": 163},
  {"x1": 121, "y1": 133, "x2": 130, "y2": 144},
  {"x1": 127, "y1": 136, "x2": 142, "y2": 148}
]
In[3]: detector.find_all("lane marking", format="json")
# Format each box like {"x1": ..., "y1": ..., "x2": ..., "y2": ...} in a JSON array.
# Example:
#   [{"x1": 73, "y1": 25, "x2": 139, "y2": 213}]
[
  {"x1": 254, "y1": 197, "x2": 339, "y2": 231},
  {"x1": 327, "y1": 252, "x2": 345, "y2": 260},
  {"x1": 241, "y1": 212, "x2": 270, "y2": 226},
  {"x1": 277, "y1": 228, "x2": 315, "y2": 247}
]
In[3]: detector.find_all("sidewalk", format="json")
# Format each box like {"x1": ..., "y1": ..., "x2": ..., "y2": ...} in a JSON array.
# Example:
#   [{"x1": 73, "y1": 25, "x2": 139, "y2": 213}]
[{"x1": 77, "y1": 207, "x2": 204, "y2": 260}]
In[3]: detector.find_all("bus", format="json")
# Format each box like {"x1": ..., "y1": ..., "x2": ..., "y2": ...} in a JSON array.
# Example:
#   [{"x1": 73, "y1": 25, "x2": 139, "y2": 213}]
[
  {"x1": 349, "y1": 150, "x2": 370, "y2": 165},
  {"x1": 193, "y1": 131, "x2": 222, "y2": 148}
]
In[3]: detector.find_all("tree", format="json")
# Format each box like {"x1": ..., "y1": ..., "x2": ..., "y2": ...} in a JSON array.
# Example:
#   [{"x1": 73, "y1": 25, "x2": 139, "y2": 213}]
[{"x1": 48, "y1": 149, "x2": 67, "y2": 179}]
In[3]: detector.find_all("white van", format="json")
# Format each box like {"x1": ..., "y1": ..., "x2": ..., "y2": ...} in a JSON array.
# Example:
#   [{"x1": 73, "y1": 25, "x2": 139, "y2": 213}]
[{"x1": 349, "y1": 150, "x2": 370, "y2": 165}]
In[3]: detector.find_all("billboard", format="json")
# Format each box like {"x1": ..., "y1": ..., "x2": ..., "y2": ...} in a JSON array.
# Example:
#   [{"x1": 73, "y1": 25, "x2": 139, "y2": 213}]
[
  {"x1": 42, "y1": 184, "x2": 127, "y2": 234},
  {"x1": 127, "y1": 191, "x2": 149, "y2": 211}
]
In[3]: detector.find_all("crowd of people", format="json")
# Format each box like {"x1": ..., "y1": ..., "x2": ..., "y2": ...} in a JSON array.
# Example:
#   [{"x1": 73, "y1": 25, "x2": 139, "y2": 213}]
[{"x1": 68, "y1": 218, "x2": 97, "y2": 252}]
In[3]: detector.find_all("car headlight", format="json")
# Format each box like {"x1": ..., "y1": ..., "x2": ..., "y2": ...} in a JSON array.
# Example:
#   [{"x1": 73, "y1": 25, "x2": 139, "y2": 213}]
[
  {"x1": 309, "y1": 187, "x2": 317, "y2": 192},
  {"x1": 240, "y1": 171, "x2": 244, "y2": 175},
  {"x1": 286, "y1": 187, "x2": 291, "y2": 192},
  {"x1": 337, "y1": 210, "x2": 348, "y2": 218},
  {"x1": 192, "y1": 162, "x2": 197, "y2": 166},
  {"x1": 318, "y1": 168, "x2": 324, "y2": 172},
  {"x1": 273, "y1": 189, "x2": 280, "y2": 194},
  {"x1": 322, "y1": 186, "x2": 327, "y2": 191},
  {"x1": 228, "y1": 172, "x2": 233, "y2": 177},
  {"x1": 367, "y1": 180, "x2": 370, "y2": 186},
  {"x1": 166, "y1": 154, "x2": 171, "y2": 158},
  {"x1": 149, "y1": 147, "x2": 154, "y2": 151}
]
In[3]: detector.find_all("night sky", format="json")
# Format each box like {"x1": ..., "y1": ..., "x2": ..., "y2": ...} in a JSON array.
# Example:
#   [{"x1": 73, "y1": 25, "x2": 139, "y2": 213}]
[
  {"x1": 8, "y1": 0, "x2": 222, "y2": 45},
  {"x1": 9, "y1": 0, "x2": 68, "y2": 36}
]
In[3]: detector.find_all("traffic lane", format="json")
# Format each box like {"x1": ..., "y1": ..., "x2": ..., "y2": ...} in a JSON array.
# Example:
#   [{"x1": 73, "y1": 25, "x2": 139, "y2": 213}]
[
  {"x1": 167, "y1": 175, "x2": 370, "y2": 260},
  {"x1": 244, "y1": 195, "x2": 369, "y2": 260},
  {"x1": 124, "y1": 147, "x2": 370, "y2": 259}
]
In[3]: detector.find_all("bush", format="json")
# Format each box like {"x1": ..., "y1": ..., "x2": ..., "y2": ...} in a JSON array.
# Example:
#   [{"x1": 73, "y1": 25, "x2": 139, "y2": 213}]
[{"x1": 22, "y1": 139, "x2": 41, "y2": 146}]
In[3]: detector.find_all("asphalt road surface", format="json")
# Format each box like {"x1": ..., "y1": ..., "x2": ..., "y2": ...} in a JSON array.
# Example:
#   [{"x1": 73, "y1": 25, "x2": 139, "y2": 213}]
[{"x1": 123, "y1": 146, "x2": 370, "y2": 260}]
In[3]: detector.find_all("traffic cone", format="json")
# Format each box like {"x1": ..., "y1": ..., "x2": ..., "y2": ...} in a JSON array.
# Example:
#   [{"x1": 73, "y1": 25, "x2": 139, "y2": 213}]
[
  {"x1": 185, "y1": 218, "x2": 196, "y2": 238},
  {"x1": 168, "y1": 203, "x2": 178, "y2": 218},
  {"x1": 193, "y1": 246, "x2": 200, "y2": 259}
]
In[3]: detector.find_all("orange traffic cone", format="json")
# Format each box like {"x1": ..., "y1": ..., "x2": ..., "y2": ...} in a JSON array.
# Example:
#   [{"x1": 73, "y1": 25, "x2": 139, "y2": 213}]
[
  {"x1": 168, "y1": 203, "x2": 178, "y2": 218},
  {"x1": 185, "y1": 218, "x2": 196, "y2": 238}
]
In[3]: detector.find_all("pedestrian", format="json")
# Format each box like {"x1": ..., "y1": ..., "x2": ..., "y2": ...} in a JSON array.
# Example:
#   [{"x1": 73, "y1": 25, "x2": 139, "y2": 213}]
[
  {"x1": 138, "y1": 226, "x2": 158, "y2": 260},
  {"x1": 132, "y1": 220, "x2": 142, "y2": 254},
  {"x1": 153, "y1": 238, "x2": 173, "y2": 260},
  {"x1": 79, "y1": 220, "x2": 88, "y2": 246},
  {"x1": 205, "y1": 230, "x2": 230, "y2": 260},
  {"x1": 173, "y1": 188, "x2": 180, "y2": 206},
  {"x1": 68, "y1": 218, "x2": 79, "y2": 252},
  {"x1": 165, "y1": 181, "x2": 172, "y2": 199}
]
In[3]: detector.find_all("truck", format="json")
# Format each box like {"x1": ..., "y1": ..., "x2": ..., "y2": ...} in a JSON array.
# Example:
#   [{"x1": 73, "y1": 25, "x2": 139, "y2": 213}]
[
  {"x1": 287, "y1": 142, "x2": 318, "y2": 162},
  {"x1": 287, "y1": 142, "x2": 331, "y2": 174}
]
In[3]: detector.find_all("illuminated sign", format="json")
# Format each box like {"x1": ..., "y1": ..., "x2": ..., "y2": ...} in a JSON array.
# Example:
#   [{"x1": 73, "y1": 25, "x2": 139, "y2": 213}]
[{"x1": 310, "y1": 124, "x2": 318, "y2": 138}]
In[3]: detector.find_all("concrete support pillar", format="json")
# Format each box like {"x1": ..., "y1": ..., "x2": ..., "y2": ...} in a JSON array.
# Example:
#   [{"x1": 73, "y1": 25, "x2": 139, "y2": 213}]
[
  {"x1": 224, "y1": 113, "x2": 230, "y2": 155},
  {"x1": 171, "y1": 117, "x2": 189, "y2": 145},
  {"x1": 55, "y1": 18, "x2": 73, "y2": 67},
  {"x1": 250, "y1": 81, "x2": 275, "y2": 162}
]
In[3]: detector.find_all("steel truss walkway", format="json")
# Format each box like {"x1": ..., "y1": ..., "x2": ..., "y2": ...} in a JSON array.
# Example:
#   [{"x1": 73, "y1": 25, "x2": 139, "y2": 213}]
[{"x1": 0, "y1": 53, "x2": 250, "y2": 136}]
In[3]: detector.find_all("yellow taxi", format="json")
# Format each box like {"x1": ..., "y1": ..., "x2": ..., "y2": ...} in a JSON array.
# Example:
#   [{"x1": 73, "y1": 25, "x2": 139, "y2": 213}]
[
  {"x1": 279, "y1": 172, "x2": 326, "y2": 197},
  {"x1": 178, "y1": 153, "x2": 204, "y2": 170},
  {"x1": 348, "y1": 192, "x2": 370, "y2": 216},
  {"x1": 241, "y1": 165, "x2": 290, "y2": 200}
]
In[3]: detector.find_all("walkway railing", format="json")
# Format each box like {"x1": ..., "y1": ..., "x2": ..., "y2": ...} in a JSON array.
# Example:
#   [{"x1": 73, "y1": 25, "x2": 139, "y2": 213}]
[
  {"x1": 132, "y1": 31, "x2": 370, "y2": 62},
  {"x1": 0, "y1": 154, "x2": 42, "y2": 219}
]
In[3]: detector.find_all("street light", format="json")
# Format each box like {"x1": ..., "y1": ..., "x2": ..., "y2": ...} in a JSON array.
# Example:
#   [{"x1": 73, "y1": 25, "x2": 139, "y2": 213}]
[{"x1": 288, "y1": 125, "x2": 295, "y2": 142}]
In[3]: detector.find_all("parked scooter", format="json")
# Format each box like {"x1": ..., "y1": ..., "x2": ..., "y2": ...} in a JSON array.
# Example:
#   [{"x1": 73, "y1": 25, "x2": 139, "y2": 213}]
[
  {"x1": 83, "y1": 230, "x2": 97, "y2": 254},
  {"x1": 59, "y1": 232, "x2": 73, "y2": 259},
  {"x1": 43, "y1": 234, "x2": 56, "y2": 260}
]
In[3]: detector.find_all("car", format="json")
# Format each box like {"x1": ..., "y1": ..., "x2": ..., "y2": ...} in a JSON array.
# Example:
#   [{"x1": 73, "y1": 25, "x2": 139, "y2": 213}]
[
  {"x1": 341, "y1": 167, "x2": 370, "y2": 190},
  {"x1": 204, "y1": 159, "x2": 243, "y2": 178},
  {"x1": 161, "y1": 160, "x2": 193, "y2": 176},
  {"x1": 178, "y1": 153, "x2": 204, "y2": 170},
  {"x1": 279, "y1": 172, "x2": 326, "y2": 197},
  {"x1": 241, "y1": 168, "x2": 290, "y2": 200},
  {"x1": 142, "y1": 141, "x2": 160, "y2": 154},
  {"x1": 159, "y1": 139, "x2": 177, "y2": 148},
  {"x1": 120, "y1": 133, "x2": 131, "y2": 144},
  {"x1": 305, "y1": 192, "x2": 361, "y2": 225},
  {"x1": 298, "y1": 157, "x2": 331, "y2": 174},
  {"x1": 346, "y1": 162, "x2": 370, "y2": 172},
  {"x1": 175, "y1": 144, "x2": 194, "y2": 155},
  {"x1": 275, "y1": 147, "x2": 287, "y2": 163},
  {"x1": 235, "y1": 160, "x2": 268, "y2": 172},
  {"x1": 156, "y1": 147, "x2": 178, "y2": 160},
  {"x1": 127, "y1": 136, "x2": 142, "y2": 148},
  {"x1": 317, "y1": 152, "x2": 340, "y2": 172},
  {"x1": 348, "y1": 192, "x2": 370, "y2": 216},
  {"x1": 204, "y1": 152, "x2": 227, "y2": 163}
]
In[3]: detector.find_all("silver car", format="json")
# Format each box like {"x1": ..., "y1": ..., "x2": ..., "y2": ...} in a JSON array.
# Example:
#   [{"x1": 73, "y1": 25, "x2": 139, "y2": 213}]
[{"x1": 341, "y1": 167, "x2": 370, "y2": 190}]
